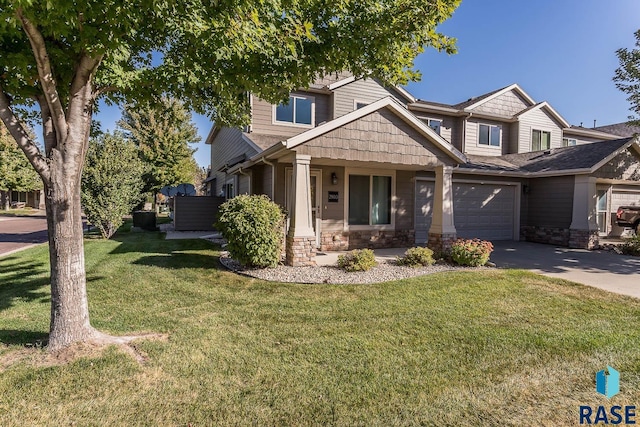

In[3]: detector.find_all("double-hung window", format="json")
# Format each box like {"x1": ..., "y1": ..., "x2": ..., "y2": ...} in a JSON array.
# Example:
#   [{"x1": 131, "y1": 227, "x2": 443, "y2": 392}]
[
  {"x1": 348, "y1": 174, "x2": 392, "y2": 226},
  {"x1": 478, "y1": 124, "x2": 501, "y2": 147},
  {"x1": 562, "y1": 137, "x2": 577, "y2": 147},
  {"x1": 275, "y1": 95, "x2": 314, "y2": 126},
  {"x1": 532, "y1": 129, "x2": 551, "y2": 151}
]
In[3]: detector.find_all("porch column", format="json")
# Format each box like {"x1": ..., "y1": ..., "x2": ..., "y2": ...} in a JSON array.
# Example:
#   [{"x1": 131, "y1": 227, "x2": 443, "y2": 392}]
[
  {"x1": 569, "y1": 175, "x2": 599, "y2": 249},
  {"x1": 286, "y1": 154, "x2": 316, "y2": 266},
  {"x1": 428, "y1": 165, "x2": 457, "y2": 251}
]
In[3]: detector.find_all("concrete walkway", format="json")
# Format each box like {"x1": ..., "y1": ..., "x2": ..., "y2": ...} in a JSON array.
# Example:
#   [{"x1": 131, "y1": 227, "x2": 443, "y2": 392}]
[{"x1": 490, "y1": 241, "x2": 640, "y2": 298}]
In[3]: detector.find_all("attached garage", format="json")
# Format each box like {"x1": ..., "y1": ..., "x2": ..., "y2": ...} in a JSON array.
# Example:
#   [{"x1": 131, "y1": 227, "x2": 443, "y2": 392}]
[
  {"x1": 453, "y1": 182, "x2": 518, "y2": 241},
  {"x1": 607, "y1": 187, "x2": 640, "y2": 236}
]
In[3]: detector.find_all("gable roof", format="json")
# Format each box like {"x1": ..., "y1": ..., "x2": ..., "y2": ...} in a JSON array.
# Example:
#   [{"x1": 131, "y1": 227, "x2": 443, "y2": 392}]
[
  {"x1": 514, "y1": 101, "x2": 570, "y2": 128},
  {"x1": 594, "y1": 122, "x2": 640, "y2": 138},
  {"x1": 283, "y1": 96, "x2": 467, "y2": 163},
  {"x1": 453, "y1": 83, "x2": 535, "y2": 111},
  {"x1": 460, "y1": 137, "x2": 637, "y2": 176}
]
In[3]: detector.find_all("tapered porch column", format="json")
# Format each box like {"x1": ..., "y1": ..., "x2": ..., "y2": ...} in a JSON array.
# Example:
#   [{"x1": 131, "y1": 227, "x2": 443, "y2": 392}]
[
  {"x1": 569, "y1": 175, "x2": 599, "y2": 249},
  {"x1": 286, "y1": 154, "x2": 316, "y2": 266},
  {"x1": 428, "y1": 165, "x2": 457, "y2": 251}
]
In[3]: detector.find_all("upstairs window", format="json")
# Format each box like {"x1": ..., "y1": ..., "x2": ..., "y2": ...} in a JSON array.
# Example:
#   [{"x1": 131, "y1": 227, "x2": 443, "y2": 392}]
[
  {"x1": 275, "y1": 95, "x2": 314, "y2": 126},
  {"x1": 427, "y1": 119, "x2": 442, "y2": 135},
  {"x1": 478, "y1": 124, "x2": 501, "y2": 147},
  {"x1": 354, "y1": 100, "x2": 369, "y2": 110},
  {"x1": 532, "y1": 129, "x2": 551, "y2": 151},
  {"x1": 563, "y1": 137, "x2": 577, "y2": 147}
]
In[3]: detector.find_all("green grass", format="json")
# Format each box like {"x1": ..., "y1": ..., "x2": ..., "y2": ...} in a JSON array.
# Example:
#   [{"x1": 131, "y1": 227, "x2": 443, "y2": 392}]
[
  {"x1": 1, "y1": 233, "x2": 640, "y2": 426},
  {"x1": 0, "y1": 207, "x2": 43, "y2": 217}
]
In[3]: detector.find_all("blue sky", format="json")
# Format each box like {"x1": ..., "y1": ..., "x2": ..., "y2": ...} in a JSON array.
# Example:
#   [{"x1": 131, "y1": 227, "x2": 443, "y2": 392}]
[{"x1": 94, "y1": 0, "x2": 640, "y2": 168}]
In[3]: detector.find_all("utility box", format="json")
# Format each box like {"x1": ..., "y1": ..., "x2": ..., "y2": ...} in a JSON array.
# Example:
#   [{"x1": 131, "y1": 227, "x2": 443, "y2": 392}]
[{"x1": 132, "y1": 211, "x2": 157, "y2": 231}]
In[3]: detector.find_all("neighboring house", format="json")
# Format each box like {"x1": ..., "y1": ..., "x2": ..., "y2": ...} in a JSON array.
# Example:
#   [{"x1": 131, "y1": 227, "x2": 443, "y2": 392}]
[
  {"x1": 5, "y1": 189, "x2": 44, "y2": 209},
  {"x1": 207, "y1": 74, "x2": 640, "y2": 266}
]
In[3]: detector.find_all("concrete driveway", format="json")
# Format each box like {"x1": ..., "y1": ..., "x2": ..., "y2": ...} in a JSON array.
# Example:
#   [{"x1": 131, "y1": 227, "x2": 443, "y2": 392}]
[
  {"x1": 491, "y1": 241, "x2": 640, "y2": 298},
  {"x1": 0, "y1": 215, "x2": 48, "y2": 257}
]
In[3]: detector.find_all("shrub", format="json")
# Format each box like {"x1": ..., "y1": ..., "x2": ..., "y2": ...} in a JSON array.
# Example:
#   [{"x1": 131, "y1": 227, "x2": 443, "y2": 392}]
[
  {"x1": 337, "y1": 249, "x2": 377, "y2": 272},
  {"x1": 620, "y1": 236, "x2": 640, "y2": 256},
  {"x1": 450, "y1": 238, "x2": 494, "y2": 267},
  {"x1": 216, "y1": 195, "x2": 285, "y2": 268},
  {"x1": 397, "y1": 246, "x2": 435, "y2": 267}
]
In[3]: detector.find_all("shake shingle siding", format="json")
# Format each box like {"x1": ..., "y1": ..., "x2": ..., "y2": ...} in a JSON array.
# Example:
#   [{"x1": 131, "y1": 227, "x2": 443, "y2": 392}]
[{"x1": 472, "y1": 90, "x2": 530, "y2": 116}]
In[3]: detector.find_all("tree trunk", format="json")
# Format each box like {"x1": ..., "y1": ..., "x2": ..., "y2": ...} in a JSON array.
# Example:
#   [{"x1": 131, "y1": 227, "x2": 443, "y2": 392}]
[
  {"x1": 44, "y1": 141, "x2": 97, "y2": 351},
  {"x1": 1, "y1": 190, "x2": 8, "y2": 210}
]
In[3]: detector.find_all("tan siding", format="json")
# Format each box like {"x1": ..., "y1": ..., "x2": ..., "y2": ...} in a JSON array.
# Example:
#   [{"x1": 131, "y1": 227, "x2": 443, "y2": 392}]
[
  {"x1": 415, "y1": 113, "x2": 454, "y2": 143},
  {"x1": 395, "y1": 170, "x2": 414, "y2": 230},
  {"x1": 250, "y1": 91, "x2": 331, "y2": 137},
  {"x1": 524, "y1": 176, "x2": 574, "y2": 228},
  {"x1": 238, "y1": 175, "x2": 251, "y2": 195},
  {"x1": 314, "y1": 71, "x2": 353, "y2": 86},
  {"x1": 563, "y1": 133, "x2": 611, "y2": 145},
  {"x1": 319, "y1": 166, "x2": 345, "y2": 232},
  {"x1": 333, "y1": 79, "x2": 403, "y2": 118},
  {"x1": 295, "y1": 109, "x2": 457, "y2": 167},
  {"x1": 472, "y1": 90, "x2": 530, "y2": 116},
  {"x1": 274, "y1": 162, "x2": 287, "y2": 207},
  {"x1": 463, "y1": 118, "x2": 511, "y2": 156},
  {"x1": 593, "y1": 150, "x2": 640, "y2": 181},
  {"x1": 509, "y1": 122, "x2": 519, "y2": 154},
  {"x1": 210, "y1": 127, "x2": 258, "y2": 196},
  {"x1": 518, "y1": 108, "x2": 563, "y2": 152},
  {"x1": 262, "y1": 164, "x2": 274, "y2": 199}
]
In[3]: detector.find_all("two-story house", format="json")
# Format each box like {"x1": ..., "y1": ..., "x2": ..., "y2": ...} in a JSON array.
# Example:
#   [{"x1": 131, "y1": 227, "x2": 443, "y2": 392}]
[{"x1": 207, "y1": 74, "x2": 640, "y2": 266}]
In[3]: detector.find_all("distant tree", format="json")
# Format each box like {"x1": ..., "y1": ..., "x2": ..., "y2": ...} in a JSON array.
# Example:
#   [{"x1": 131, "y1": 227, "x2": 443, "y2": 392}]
[
  {"x1": 118, "y1": 97, "x2": 200, "y2": 195},
  {"x1": 0, "y1": 123, "x2": 41, "y2": 209},
  {"x1": 81, "y1": 132, "x2": 145, "y2": 239},
  {"x1": 614, "y1": 29, "x2": 640, "y2": 126}
]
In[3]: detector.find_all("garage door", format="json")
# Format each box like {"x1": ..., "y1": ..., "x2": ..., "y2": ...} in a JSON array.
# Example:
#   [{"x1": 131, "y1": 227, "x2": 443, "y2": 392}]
[
  {"x1": 453, "y1": 183, "x2": 516, "y2": 240},
  {"x1": 414, "y1": 181, "x2": 434, "y2": 245}
]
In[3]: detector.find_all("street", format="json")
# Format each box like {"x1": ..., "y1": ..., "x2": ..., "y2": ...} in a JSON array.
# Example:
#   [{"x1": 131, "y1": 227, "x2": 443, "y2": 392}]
[{"x1": 0, "y1": 215, "x2": 49, "y2": 257}]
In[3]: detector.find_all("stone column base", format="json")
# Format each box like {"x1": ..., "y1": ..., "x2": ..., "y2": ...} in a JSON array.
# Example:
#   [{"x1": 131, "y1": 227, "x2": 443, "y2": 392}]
[
  {"x1": 286, "y1": 235, "x2": 317, "y2": 266},
  {"x1": 428, "y1": 232, "x2": 457, "y2": 252},
  {"x1": 568, "y1": 229, "x2": 599, "y2": 250}
]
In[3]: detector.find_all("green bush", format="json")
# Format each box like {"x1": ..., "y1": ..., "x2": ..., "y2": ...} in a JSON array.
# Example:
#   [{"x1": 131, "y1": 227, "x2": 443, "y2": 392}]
[
  {"x1": 337, "y1": 249, "x2": 377, "y2": 272},
  {"x1": 620, "y1": 236, "x2": 640, "y2": 256},
  {"x1": 397, "y1": 246, "x2": 435, "y2": 267},
  {"x1": 450, "y1": 238, "x2": 494, "y2": 267},
  {"x1": 216, "y1": 195, "x2": 285, "y2": 268}
]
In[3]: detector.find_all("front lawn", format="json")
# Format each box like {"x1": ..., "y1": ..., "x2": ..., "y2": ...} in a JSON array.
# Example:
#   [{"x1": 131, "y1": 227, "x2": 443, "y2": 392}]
[{"x1": 1, "y1": 233, "x2": 639, "y2": 426}]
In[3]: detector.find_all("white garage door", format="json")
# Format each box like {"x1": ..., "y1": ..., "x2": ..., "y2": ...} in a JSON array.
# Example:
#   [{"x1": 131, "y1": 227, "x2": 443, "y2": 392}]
[
  {"x1": 453, "y1": 183, "x2": 516, "y2": 240},
  {"x1": 414, "y1": 181, "x2": 434, "y2": 245}
]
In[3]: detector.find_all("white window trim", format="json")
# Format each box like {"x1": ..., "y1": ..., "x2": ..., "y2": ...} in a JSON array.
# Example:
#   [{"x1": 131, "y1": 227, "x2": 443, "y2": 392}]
[
  {"x1": 353, "y1": 99, "x2": 369, "y2": 110},
  {"x1": 272, "y1": 93, "x2": 315, "y2": 128},
  {"x1": 532, "y1": 129, "x2": 552, "y2": 151},
  {"x1": 425, "y1": 118, "x2": 443, "y2": 135},
  {"x1": 344, "y1": 167, "x2": 396, "y2": 231},
  {"x1": 477, "y1": 123, "x2": 502, "y2": 149},
  {"x1": 563, "y1": 137, "x2": 577, "y2": 147}
]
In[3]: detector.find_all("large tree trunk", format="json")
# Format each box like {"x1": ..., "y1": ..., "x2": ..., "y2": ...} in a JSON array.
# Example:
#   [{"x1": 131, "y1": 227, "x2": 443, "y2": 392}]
[{"x1": 44, "y1": 146, "x2": 97, "y2": 351}]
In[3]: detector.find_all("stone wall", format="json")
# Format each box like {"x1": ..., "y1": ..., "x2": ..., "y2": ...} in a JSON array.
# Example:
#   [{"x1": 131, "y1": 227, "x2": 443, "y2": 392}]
[
  {"x1": 286, "y1": 235, "x2": 316, "y2": 266},
  {"x1": 520, "y1": 226, "x2": 570, "y2": 246},
  {"x1": 427, "y1": 233, "x2": 456, "y2": 252},
  {"x1": 319, "y1": 229, "x2": 415, "y2": 251},
  {"x1": 569, "y1": 229, "x2": 599, "y2": 250}
]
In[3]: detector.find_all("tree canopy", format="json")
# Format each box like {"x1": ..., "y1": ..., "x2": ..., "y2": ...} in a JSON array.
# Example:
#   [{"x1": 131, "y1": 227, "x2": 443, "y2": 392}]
[
  {"x1": 0, "y1": 0, "x2": 461, "y2": 350},
  {"x1": 118, "y1": 97, "x2": 200, "y2": 194},
  {"x1": 615, "y1": 29, "x2": 640, "y2": 125}
]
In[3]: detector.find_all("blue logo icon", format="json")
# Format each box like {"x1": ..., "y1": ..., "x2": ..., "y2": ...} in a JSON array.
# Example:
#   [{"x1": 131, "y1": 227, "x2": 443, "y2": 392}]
[{"x1": 596, "y1": 366, "x2": 620, "y2": 399}]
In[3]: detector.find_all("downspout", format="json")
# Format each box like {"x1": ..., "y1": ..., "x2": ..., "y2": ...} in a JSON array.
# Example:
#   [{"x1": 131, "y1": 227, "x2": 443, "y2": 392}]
[
  {"x1": 238, "y1": 167, "x2": 251, "y2": 195},
  {"x1": 258, "y1": 157, "x2": 276, "y2": 200}
]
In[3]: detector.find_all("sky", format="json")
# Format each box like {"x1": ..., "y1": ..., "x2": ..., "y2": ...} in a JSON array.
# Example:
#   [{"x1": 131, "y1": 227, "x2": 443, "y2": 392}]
[{"x1": 93, "y1": 0, "x2": 640, "y2": 168}]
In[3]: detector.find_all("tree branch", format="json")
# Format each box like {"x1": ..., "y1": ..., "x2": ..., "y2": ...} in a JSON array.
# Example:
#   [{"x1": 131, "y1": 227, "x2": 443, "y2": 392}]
[
  {"x1": 36, "y1": 95, "x2": 57, "y2": 157},
  {"x1": 93, "y1": 85, "x2": 119, "y2": 99},
  {"x1": 16, "y1": 8, "x2": 68, "y2": 140},
  {"x1": 0, "y1": 86, "x2": 51, "y2": 183}
]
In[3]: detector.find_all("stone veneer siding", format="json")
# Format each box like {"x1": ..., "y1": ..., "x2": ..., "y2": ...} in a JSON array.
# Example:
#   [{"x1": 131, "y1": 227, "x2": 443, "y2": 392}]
[
  {"x1": 320, "y1": 230, "x2": 415, "y2": 251},
  {"x1": 520, "y1": 226, "x2": 570, "y2": 246},
  {"x1": 427, "y1": 233, "x2": 456, "y2": 252},
  {"x1": 286, "y1": 235, "x2": 316, "y2": 266},
  {"x1": 568, "y1": 229, "x2": 599, "y2": 250}
]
